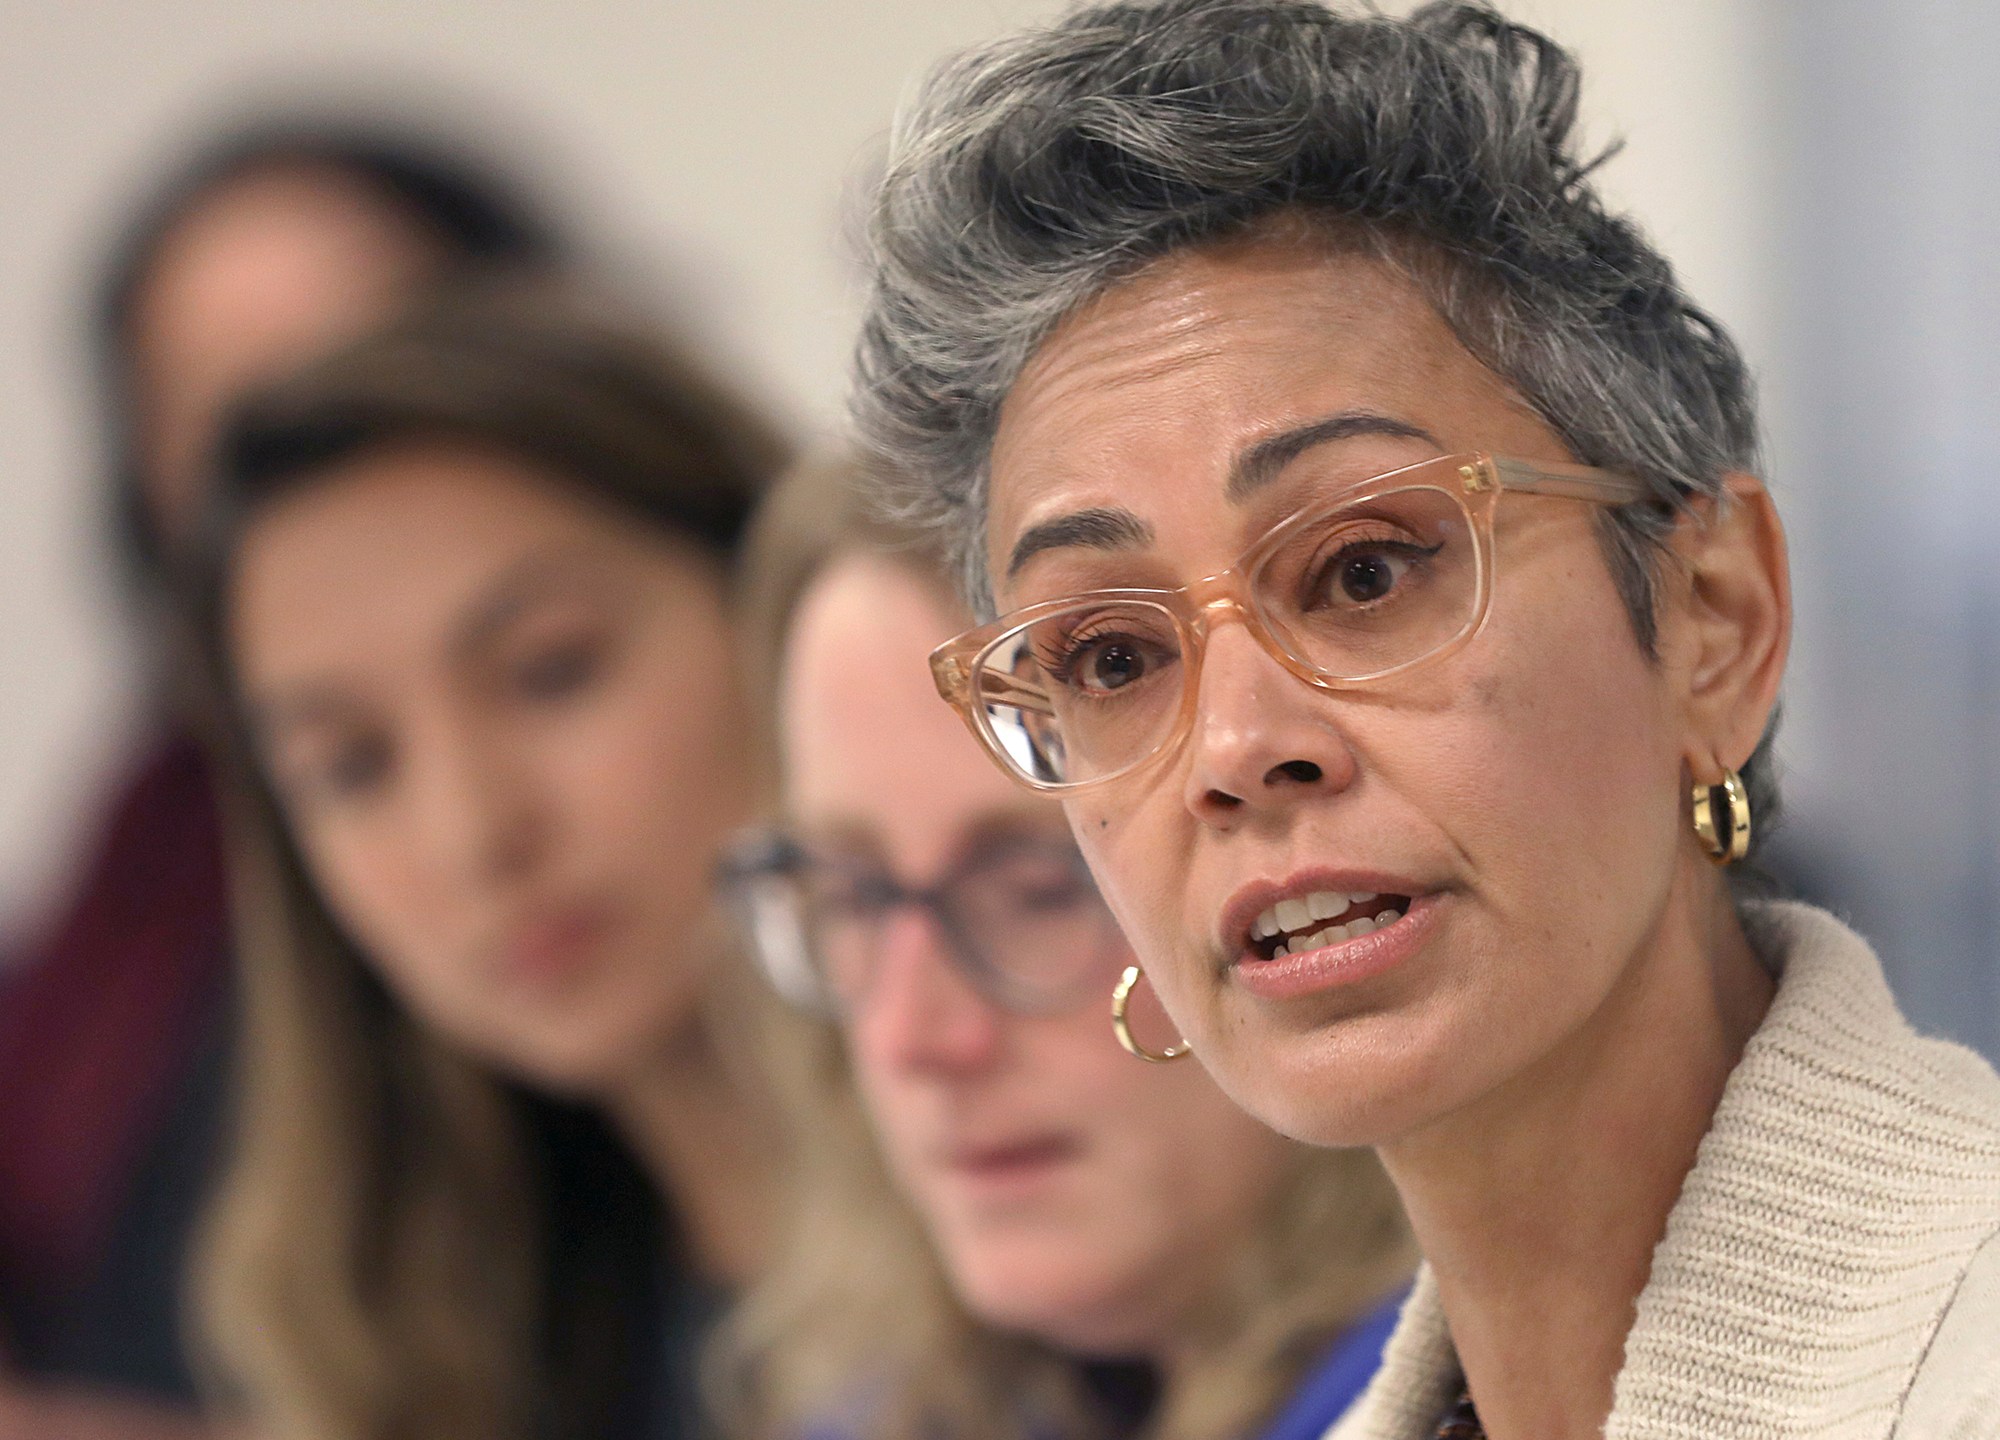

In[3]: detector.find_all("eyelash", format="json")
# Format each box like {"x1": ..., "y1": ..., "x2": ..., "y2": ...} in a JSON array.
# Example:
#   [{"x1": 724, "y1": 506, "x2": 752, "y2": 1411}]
[
  {"x1": 1037, "y1": 619, "x2": 1173, "y2": 689},
  {"x1": 1296, "y1": 522, "x2": 1440, "y2": 607}
]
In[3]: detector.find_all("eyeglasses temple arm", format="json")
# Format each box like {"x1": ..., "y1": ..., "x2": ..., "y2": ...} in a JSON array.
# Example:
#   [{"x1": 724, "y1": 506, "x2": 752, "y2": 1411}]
[
  {"x1": 930, "y1": 649, "x2": 1058, "y2": 716},
  {"x1": 1489, "y1": 456, "x2": 1654, "y2": 507}
]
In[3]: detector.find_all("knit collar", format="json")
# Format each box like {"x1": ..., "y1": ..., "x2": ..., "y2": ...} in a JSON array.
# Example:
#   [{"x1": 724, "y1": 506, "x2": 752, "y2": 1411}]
[
  {"x1": 1333, "y1": 902, "x2": 2000, "y2": 1440},
  {"x1": 1607, "y1": 901, "x2": 2000, "y2": 1437}
]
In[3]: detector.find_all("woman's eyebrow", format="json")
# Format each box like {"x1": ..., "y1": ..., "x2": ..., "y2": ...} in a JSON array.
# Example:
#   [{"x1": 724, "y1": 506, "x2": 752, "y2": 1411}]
[
  {"x1": 1004, "y1": 411, "x2": 1440, "y2": 577},
  {"x1": 1005, "y1": 506, "x2": 1153, "y2": 579},
  {"x1": 962, "y1": 802, "x2": 1076, "y2": 849},
  {"x1": 450, "y1": 550, "x2": 605, "y2": 660},
  {"x1": 1226, "y1": 411, "x2": 1440, "y2": 501}
]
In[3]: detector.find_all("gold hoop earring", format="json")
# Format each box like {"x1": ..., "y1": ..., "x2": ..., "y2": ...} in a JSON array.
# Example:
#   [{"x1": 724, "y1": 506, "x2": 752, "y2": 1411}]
[
  {"x1": 1692, "y1": 769, "x2": 1752, "y2": 865},
  {"x1": 1110, "y1": 964, "x2": 1192, "y2": 1063}
]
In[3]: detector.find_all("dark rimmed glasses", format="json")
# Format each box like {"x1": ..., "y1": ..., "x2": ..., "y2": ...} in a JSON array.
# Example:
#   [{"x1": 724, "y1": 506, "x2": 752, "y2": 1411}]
[
  {"x1": 717, "y1": 828, "x2": 1128, "y2": 1016},
  {"x1": 929, "y1": 452, "x2": 1651, "y2": 794}
]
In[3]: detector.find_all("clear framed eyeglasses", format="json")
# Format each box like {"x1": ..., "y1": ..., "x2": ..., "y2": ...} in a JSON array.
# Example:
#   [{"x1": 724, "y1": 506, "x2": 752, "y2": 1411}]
[
  {"x1": 717, "y1": 828, "x2": 1128, "y2": 1015},
  {"x1": 930, "y1": 452, "x2": 1651, "y2": 793}
]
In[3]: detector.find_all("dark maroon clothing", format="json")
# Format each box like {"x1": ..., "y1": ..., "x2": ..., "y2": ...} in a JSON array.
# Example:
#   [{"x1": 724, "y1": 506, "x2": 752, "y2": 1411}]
[{"x1": 0, "y1": 729, "x2": 230, "y2": 1397}]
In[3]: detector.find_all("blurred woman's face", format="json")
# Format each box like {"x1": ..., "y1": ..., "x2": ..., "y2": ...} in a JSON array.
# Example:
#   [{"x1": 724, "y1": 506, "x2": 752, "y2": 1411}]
[
  {"x1": 231, "y1": 441, "x2": 750, "y2": 1093},
  {"x1": 981, "y1": 229, "x2": 1710, "y2": 1149},
  {"x1": 781, "y1": 554, "x2": 1293, "y2": 1358}
]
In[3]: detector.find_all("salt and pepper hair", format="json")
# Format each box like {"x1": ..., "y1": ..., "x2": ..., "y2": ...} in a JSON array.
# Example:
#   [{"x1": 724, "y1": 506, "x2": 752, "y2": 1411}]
[{"x1": 852, "y1": 0, "x2": 1777, "y2": 829}]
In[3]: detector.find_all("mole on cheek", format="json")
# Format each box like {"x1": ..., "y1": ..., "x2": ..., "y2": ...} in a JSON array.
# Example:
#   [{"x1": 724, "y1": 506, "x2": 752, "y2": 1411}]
[{"x1": 1066, "y1": 804, "x2": 1112, "y2": 837}]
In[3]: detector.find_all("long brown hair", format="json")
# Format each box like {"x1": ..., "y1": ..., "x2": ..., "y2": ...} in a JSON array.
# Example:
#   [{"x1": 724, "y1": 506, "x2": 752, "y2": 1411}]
[
  {"x1": 719, "y1": 451, "x2": 1416, "y2": 1440},
  {"x1": 187, "y1": 279, "x2": 791, "y2": 1440}
]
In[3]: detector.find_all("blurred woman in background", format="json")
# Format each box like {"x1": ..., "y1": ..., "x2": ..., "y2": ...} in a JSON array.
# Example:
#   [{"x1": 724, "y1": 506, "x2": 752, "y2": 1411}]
[
  {"x1": 0, "y1": 118, "x2": 564, "y2": 1433},
  {"x1": 100, "y1": 119, "x2": 569, "y2": 576},
  {"x1": 718, "y1": 454, "x2": 1413, "y2": 1440},
  {"x1": 186, "y1": 279, "x2": 790, "y2": 1440}
]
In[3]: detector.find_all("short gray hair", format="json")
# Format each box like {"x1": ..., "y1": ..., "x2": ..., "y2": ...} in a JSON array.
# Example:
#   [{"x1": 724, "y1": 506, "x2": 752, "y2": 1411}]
[{"x1": 852, "y1": 0, "x2": 1778, "y2": 832}]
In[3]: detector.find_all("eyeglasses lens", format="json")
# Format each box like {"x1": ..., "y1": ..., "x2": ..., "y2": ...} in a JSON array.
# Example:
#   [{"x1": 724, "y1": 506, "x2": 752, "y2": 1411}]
[
  {"x1": 793, "y1": 865, "x2": 894, "y2": 1009},
  {"x1": 970, "y1": 484, "x2": 1477, "y2": 786},
  {"x1": 760, "y1": 845, "x2": 1121, "y2": 1014},
  {"x1": 946, "y1": 845, "x2": 1121, "y2": 1001}
]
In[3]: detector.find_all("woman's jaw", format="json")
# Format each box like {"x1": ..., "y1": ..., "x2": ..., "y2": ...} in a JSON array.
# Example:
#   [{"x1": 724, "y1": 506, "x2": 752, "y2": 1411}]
[
  {"x1": 1071, "y1": 738, "x2": 1771, "y2": 1157},
  {"x1": 1082, "y1": 835, "x2": 1488, "y2": 1150}
]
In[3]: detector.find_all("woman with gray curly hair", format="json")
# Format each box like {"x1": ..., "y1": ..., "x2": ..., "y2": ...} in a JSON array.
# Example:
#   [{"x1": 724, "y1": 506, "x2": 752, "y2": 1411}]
[{"x1": 850, "y1": 2, "x2": 2000, "y2": 1436}]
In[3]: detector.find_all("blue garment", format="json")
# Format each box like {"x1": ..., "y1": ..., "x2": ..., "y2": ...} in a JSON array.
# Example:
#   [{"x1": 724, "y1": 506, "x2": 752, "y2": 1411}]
[
  {"x1": 1249, "y1": 1291, "x2": 1406, "y2": 1440},
  {"x1": 797, "y1": 1288, "x2": 1406, "y2": 1440}
]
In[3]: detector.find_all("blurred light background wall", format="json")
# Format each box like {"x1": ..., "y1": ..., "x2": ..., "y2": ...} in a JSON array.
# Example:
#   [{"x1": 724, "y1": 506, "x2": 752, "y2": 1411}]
[{"x1": 2, "y1": 0, "x2": 1992, "y2": 1058}]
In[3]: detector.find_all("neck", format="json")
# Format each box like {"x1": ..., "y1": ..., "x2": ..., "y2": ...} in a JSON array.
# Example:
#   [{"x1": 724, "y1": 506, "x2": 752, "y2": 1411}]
[
  {"x1": 602, "y1": 1000, "x2": 773, "y2": 1287},
  {"x1": 1378, "y1": 864, "x2": 1773, "y2": 1440}
]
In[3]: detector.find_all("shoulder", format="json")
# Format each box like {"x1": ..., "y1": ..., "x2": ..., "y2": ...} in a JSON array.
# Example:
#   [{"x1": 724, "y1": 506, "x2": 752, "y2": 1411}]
[
  {"x1": 1732, "y1": 901, "x2": 2000, "y2": 1156},
  {"x1": 1610, "y1": 902, "x2": 2000, "y2": 1435}
]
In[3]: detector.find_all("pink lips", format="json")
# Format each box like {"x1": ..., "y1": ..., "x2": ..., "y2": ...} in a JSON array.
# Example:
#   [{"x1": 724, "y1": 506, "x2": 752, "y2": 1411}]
[
  {"x1": 942, "y1": 1135, "x2": 1081, "y2": 1193},
  {"x1": 497, "y1": 902, "x2": 615, "y2": 992},
  {"x1": 1227, "y1": 890, "x2": 1443, "y2": 1002}
]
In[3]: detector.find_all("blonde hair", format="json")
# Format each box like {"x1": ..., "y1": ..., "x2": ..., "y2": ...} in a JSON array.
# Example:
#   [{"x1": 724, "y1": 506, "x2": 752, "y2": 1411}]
[
  {"x1": 189, "y1": 282, "x2": 792, "y2": 1440},
  {"x1": 719, "y1": 450, "x2": 1415, "y2": 1440},
  {"x1": 198, "y1": 787, "x2": 541, "y2": 1439}
]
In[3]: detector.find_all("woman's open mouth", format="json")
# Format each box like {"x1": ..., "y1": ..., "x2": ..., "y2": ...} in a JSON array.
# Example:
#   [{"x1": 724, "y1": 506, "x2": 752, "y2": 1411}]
[
  {"x1": 1225, "y1": 883, "x2": 1437, "y2": 1002},
  {"x1": 1248, "y1": 889, "x2": 1413, "y2": 960}
]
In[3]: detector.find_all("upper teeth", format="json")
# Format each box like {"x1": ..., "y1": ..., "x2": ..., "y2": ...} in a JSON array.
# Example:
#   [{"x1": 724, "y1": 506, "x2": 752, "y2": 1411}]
[{"x1": 1250, "y1": 891, "x2": 1391, "y2": 942}]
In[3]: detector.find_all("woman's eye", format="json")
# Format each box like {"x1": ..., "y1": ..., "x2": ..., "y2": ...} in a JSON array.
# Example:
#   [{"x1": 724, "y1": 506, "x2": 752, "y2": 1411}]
[
  {"x1": 811, "y1": 869, "x2": 896, "y2": 923},
  {"x1": 312, "y1": 735, "x2": 394, "y2": 801},
  {"x1": 973, "y1": 847, "x2": 1090, "y2": 907},
  {"x1": 1336, "y1": 549, "x2": 1402, "y2": 603},
  {"x1": 1311, "y1": 540, "x2": 1438, "y2": 609},
  {"x1": 1045, "y1": 631, "x2": 1173, "y2": 697},
  {"x1": 1078, "y1": 637, "x2": 1148, "y2": 692},
  {"x1": 511, "y1": 638, "x2": 603, "y2": 700}
]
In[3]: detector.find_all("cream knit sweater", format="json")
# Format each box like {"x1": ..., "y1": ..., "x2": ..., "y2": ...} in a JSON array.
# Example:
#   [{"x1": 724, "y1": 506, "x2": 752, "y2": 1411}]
[{"x1": 1326, "y1": 902, "x2": 2000, "y2": 1440}]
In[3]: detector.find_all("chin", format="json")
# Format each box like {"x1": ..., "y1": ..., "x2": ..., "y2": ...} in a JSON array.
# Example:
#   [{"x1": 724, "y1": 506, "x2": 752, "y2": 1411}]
[
  {"x1": 485, "y1": 1019, "x2": 654, "y2": 1099},
  {"x1": 1204, "y1": 1004, "x2": 1486, "y2": 1150},
  {"x1": 496, "y1": 1047, "x2": 616, "y2": 1099},
  {"x1": 952, "y1": 1254, "x2": 1157, "y2": 1357}
]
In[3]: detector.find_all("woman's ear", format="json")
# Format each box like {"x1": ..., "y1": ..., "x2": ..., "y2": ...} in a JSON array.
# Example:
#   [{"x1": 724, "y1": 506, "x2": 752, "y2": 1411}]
[{"x1": 1666, "y1": 472, "x2": 1791, "y2": 782}]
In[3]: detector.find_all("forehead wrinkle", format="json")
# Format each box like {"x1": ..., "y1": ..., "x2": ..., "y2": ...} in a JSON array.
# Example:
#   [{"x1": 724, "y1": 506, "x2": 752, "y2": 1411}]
[
  {"x1": 1226, "y1": 411, "x2": 1442, "y2": 502},
  {"x1": 1009, "y1": 335, "x2": 1228, "y2": 443},
  {"x1": 1010, "y1": 277, "x2": 1236, "y2": 416},
  {"x1": 992, "y1": 240, "x2": 1506, "y2": 596},
  {"x1": 993, "y1": 289, "x2": 1237, "y2": 578}
]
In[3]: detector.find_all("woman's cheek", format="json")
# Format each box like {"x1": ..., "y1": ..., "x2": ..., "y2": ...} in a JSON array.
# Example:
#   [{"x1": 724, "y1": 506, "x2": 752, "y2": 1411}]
[
  {"x1": 562, "y1": 641, "x2": 684, "y2": 792},
  {"x1": 1067, "y1": 797, "x2": 1189, "y2": 991},
  {"x1": 308, "y1": 812, "x2": 423, "y2": 960}
]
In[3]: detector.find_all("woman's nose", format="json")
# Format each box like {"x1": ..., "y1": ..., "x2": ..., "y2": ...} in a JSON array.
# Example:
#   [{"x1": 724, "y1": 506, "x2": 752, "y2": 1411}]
[
  {"x1": 411, "y1": 710, "x2": 548, "y2": 886},
  {"x1": 853, "y1": 908, "x2": 1005, "y2": 1077},
  {"x1": 1180, "y1": 620, "x2": 1358, "y2": 825}
]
